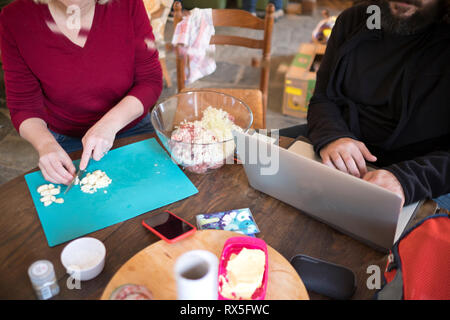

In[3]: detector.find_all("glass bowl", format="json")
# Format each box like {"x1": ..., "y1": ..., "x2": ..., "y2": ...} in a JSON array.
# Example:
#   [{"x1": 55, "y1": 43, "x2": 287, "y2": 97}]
[{"x1": 151, "y1": 90, "x2": 253, "y2": 174}]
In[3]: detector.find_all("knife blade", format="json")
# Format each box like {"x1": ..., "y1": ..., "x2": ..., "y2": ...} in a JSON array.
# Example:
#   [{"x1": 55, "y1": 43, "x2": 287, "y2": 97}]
[{"x1": 64, "y1": 169, "x2": 86, "y2": 195}]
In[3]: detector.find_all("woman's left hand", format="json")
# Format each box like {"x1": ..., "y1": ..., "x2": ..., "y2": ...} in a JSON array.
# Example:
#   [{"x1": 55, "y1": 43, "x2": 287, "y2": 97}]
[
  {"x1": 80, "y1": 121, "x2": 118, "y2": 170},
  {"x1": 79, "y1": 96, "x2": 146, "y2": 170}
]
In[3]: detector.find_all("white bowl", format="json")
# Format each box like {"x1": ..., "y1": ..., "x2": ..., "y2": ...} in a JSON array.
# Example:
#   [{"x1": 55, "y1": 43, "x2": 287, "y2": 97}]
[{"x1": 61, "y1": 237, "x2": 106, "y2": 281}]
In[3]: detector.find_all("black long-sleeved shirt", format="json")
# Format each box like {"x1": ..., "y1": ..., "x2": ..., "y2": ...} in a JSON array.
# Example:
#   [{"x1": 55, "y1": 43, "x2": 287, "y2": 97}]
[{"x1": 307, "y1": 4, "x2": 450, "y2": 205}]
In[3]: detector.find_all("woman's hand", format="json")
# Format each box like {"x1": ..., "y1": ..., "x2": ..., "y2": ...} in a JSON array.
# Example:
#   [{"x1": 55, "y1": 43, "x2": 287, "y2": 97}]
[
  {"x1": 38, "y1": 141, "x2": 76, "y2": 185},
  {"x1": 79, "y1": 96, "x2": 146, "y2": 170},
  {"x1": 79, "y1": 121, "x2": 118, "y2": 170},
  {"x1": 18, "y1": 118, "x2": 75, "y2": 185},
  {"x1": 363, "y1": 169, "x2": 405, "y2": 206},
  {"x1": 320, "y1": 137, "x2": 377, "y2": 178}
]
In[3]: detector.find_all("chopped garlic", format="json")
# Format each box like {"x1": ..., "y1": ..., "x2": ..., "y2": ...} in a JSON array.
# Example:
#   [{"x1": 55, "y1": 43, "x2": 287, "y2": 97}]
[
  {"x1": 37, "y1": 184, "x2": 63, "y2": 207},
  {"x1": 79, "y1": 170, "x2": 112, "y2": 194},
  {"x1": 49, "y1": 187, "x2": 60, "y2": 195},
  {"x1": 200, "y1": 106, "x2": 243, "y2": 142},
  {"x1": 37, "y1": 185, "x2": 49, "y2": 193},
  {"x1": 40, "y1": 195, "x2": 53, "y2": 202},
  {"x1": 40, "y1": 189, "x2": 52, "y2": 196}
]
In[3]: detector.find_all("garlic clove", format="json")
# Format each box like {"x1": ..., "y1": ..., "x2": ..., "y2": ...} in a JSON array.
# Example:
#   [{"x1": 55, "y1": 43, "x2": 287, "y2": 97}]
[
  {"x1": 40, "y1": 189, "x2": 52, "y2": 197},
  {"x1": 40, "y1": 195, "x2": 53, "y2": 202},
  {"x1": 44, "y1": 201, "x2": 52, "y2": 207},
  {"x1": 37, "y1": 185, "x2": 49, "y2": 193}
]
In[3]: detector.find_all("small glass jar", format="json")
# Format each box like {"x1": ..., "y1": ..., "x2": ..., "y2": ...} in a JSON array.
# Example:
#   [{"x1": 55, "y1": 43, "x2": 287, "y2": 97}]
[{"x1": 28, "y1": 260, "x2": 60, "y2": 300}]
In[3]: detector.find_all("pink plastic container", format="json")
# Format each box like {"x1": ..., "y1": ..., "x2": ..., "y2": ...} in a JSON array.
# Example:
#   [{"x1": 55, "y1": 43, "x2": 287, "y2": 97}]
[{"x1": 218, "y1": 236, "x2": 269, "y2": 300}]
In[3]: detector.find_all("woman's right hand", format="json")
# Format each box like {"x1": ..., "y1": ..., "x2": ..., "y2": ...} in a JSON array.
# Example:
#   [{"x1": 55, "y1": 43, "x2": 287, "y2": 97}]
[
  {"x1": 18, "y1": 118, "x2": 76, "y2": 185},
  {"x1": 37, "y1": 141, "x2": 76, "y2": 185}
]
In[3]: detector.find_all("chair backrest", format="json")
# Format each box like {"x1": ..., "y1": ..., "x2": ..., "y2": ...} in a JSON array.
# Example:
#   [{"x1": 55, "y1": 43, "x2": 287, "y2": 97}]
[
  {"x1": 144, "y1": 0, "x2": 174, "y2": 48},
  {"x1": 173, "y1": 1, "x2": 274, "y2": 111}
]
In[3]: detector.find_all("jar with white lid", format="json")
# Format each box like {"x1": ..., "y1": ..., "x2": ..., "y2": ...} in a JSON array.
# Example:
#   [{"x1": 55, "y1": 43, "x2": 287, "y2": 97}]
[{"x1": 28, "y1": 260, "x2": 60, "y2": 300}]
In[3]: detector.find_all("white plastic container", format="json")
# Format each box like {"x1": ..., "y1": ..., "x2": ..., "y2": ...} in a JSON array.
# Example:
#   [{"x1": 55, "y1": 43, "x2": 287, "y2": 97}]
[
  {"x1": 61, "y1": 237, "x2": 106, "y2": 281},
  {"x1": 28, "y1": 260, "x2": 60, "y2": 300}
]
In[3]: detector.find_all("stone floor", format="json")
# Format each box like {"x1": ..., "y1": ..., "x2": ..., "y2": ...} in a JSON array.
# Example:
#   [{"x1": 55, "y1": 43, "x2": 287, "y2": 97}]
[{"x1": 0, "y1": 1, "x2": 351, "y2": 186}]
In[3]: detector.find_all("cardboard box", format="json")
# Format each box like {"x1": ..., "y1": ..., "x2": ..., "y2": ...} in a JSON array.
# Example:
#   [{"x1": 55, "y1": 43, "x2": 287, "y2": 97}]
[
  {"x1": 282, "y1": 42, "x2": 326, "y2": 119},
  {"x1": 301, "y1": 0, "x2": 317, "y2": 15},
  {"x1": 286, "y1": 3, "x2": 302, "y2": 15}
]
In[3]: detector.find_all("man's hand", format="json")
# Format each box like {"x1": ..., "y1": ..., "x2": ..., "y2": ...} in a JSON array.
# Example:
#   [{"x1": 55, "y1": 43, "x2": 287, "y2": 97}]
[
  {"x1": 38, "y1": 141, "x2": 76, "y2": 185},
  {"x1": 363, "y1": 169, "x2": 405, "y2": 206},
  {"x1": 80, "y1": 121, "x2": 118, "y2": 170},
  {"x1": 320, "y1": 137, "x2": 377, "y2": 178}
]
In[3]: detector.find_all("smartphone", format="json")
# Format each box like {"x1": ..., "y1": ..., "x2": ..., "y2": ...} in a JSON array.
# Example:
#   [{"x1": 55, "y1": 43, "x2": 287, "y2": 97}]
[
  {"x1": 290, "y1": 254, "x2": 356, "y2": 300},
  {"x1": 142, "y1": 210, "x2": 196, "y2": 243}
]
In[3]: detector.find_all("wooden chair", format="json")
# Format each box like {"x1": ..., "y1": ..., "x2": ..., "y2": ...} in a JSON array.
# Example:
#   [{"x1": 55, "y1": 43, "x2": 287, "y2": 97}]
[
  {"x1": 144, "y1": 0, "x2": 174, "y2": 88},
  {"x1": 173, "y1": 2, "x2": 275, "y2": 129}
]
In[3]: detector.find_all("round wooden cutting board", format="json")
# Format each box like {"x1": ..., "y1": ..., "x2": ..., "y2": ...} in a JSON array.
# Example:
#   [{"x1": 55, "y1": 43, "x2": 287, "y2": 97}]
[{"x1": 101, "y1": 230, "x2": 309, "y2": 300}]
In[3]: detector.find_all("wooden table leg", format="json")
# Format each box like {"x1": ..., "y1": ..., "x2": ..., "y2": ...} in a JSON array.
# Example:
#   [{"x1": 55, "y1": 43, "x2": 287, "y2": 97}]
[{"x1": 160, "y1": 57, "x2": 172, "y2": 88}]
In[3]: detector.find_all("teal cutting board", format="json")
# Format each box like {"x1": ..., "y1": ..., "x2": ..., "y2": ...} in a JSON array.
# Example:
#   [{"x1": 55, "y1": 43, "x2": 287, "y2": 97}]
[{"x1": 24, "y1": 138, "x2": 198, "y2": 247}]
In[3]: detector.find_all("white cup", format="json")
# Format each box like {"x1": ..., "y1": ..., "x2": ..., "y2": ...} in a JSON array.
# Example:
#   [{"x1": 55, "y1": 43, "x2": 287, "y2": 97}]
[
  {"x1": 174, "y1": 250, "x2": 219, "y2": 300},
  {"x1": 60, "y1": 237, "x2": 106, "y2": 281}
]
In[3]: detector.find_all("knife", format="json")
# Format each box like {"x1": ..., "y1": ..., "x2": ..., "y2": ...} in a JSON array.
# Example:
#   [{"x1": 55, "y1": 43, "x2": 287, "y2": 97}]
[
  {"x1": 65, "y1": 153, "x2": 92, "y2": 195},
  {"x1": 64, "y1": 168, "x2": 86, "y2": 195}
]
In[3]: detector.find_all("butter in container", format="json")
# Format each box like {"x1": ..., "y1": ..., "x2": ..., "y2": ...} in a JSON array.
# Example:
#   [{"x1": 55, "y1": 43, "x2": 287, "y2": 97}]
[{"x1": 218, "y1": 237, "x2": 269, "y2": 300}]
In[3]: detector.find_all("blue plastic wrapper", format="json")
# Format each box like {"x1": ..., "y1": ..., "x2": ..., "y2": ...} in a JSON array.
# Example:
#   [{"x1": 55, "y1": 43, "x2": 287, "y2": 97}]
[{"x1": 196, "y1": 208, "x2": 260, "y2": 236}]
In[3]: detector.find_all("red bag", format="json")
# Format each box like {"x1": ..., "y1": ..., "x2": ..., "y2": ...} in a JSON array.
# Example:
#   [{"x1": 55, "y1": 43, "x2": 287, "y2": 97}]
[{"x1": 376, "y1": 214, "x2": 450, "y2": 300}]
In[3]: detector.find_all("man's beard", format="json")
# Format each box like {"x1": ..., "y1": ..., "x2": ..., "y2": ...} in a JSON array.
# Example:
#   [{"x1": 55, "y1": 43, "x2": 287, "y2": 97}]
[{"x1": 378, "y1": 0, "x2": 445, "y2": 35}]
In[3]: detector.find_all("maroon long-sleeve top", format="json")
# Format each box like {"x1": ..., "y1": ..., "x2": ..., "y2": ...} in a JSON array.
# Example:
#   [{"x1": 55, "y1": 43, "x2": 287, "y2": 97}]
[{"x1": 0, "y1": 0, "x2": 163, "y2": 137}]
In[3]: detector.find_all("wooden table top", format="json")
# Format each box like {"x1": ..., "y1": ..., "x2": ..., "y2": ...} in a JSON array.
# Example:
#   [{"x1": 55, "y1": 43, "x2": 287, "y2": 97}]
[
  {"x1": 100, "y1": 230, "x2": 309, "y2": 300},
  {"x1": 0, "y1": 133, "x2": 433, "y2": 300}
]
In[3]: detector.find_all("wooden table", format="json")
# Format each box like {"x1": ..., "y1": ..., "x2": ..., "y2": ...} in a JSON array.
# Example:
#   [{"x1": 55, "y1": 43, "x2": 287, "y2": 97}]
[{"x1": 0, "y1": 133, "x2": 435, "y2": 300}]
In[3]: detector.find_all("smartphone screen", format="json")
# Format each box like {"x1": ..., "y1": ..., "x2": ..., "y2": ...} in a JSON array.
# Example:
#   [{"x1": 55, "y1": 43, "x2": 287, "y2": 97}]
[{"x1": 143, "y1": 211, "x2": 194, "y2": 240}]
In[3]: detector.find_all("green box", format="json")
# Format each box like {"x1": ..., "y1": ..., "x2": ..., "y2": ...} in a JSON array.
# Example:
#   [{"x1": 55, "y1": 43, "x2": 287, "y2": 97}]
[
  {"x1": 282, "y1": 43, "x2": 326, "y2": 119},
  {"x1": 182, "y1": 0, "x2": 227, "y2": 9}
]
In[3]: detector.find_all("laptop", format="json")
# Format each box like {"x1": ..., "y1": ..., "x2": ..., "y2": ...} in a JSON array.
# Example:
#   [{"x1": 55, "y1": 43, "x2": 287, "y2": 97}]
[{"x1": 234, "y1": 131, "x2": 420, "y2": 252}]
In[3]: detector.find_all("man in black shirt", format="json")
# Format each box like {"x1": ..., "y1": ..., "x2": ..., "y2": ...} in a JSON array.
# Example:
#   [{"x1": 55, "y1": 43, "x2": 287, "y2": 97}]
[{"x1": 306, "y1": 0, "x2": 449, "y2": 207}]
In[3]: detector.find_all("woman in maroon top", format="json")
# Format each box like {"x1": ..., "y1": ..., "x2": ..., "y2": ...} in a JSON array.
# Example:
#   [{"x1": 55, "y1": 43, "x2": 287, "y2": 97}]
[{"x1": 0, "y1": 0, "x2": 163, "y2": 185}]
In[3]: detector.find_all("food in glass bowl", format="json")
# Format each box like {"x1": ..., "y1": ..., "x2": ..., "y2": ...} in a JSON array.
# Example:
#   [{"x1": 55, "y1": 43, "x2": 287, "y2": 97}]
[
  {"x1": 151, "y1": 90, "x2": 253, "y2": 174},
  {"x1": 169, "y1": 106, "x2": 243, "y2": 174}
]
